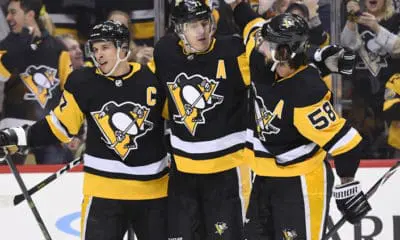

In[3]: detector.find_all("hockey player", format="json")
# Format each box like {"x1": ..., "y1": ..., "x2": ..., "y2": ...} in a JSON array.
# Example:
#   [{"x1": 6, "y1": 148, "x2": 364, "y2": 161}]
[
  {"x1": 0, "y1": 0, "x2": 73, "y2": 164},
  {"x1": 0, "y1": 20, "x2": 169, "y2": 240},
  {"x1": 230, "y1": 2, "x2": 372, "y2": 239},
  {"x1": 150, "y1": 0, "x2": 252, "y2": 239}
]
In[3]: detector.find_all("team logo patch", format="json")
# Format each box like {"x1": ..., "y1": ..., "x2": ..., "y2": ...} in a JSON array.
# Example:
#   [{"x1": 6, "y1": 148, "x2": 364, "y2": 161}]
[
  {"x1": 252, "y1": 83, "x2": 280, "y2": 141},
  {"x1": 215, "y1": 222, "x2": 228, "y2": 236},
  {"x1": 167, "y1": 73, "x2": 224, "y2": 135},
  {"x1": 282, "y1": 228, "x2": 297, "y2": 240},
  {"x1": 20, "y1": 65, "x2": 59, "y2": 108},
  {"x1": 357, "y1": 30, "x2": 388, "y2": 76},
  {"x1": 91, "y1": 101, "x2": 153, "y2": 160}
]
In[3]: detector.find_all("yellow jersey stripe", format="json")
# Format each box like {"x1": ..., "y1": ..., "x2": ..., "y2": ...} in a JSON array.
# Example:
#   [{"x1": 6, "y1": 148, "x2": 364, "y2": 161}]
[
  {"x1": 58, "y1": 51, "x2": 72, "y2": 90},
  {"x1": 53, "y1": 90, "x2": 85, "y2": 135},
  {"x1": 294, "y1": 91, "x2": 346, "y2": 147},
  {"x1": 243, "y1": 17, "x2": 265, "y2": 45},
  {"x1": 383, "y1": 98, "x2": 400, "y2": 111},
  {"x1": 0, "y1": 51, "x2": 11, "y2": 82},
  {"x1": 237, "y1": 52, "x2": 251, "y2": 86},
  {"x1": 329, "y1": 128, "x2": 362, "y2": 156},
  {"x1": 302, "y1": 162, "x2": 328, "y2": 240},
  {"x1": 174, "y1": 149, "x2": 244, "y2": 174},
  {"x1": 45, "y1": 112, "x2": 72, "y2": 143},
  {"x1": 83, "y1": 172, "x2": 168, "y2": 200},
  {"x1": 247, "y1": 147, "x2": 327, "y2": 177}
]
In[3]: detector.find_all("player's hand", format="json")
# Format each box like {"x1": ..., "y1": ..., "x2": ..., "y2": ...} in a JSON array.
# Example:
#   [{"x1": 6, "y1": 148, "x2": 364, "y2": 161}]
[
  {"x1": 314, "y1": 45, "x2": 355, "y2": 76},
  {"x1": 135, "y1": 46, "x2": 154, "y2": 65},
  {"x1": 0, "y1": 127, "x2": 27, "y2": 147},
  {"x1": 333, "y1": 180, "x2": 371, "y2": 224}
]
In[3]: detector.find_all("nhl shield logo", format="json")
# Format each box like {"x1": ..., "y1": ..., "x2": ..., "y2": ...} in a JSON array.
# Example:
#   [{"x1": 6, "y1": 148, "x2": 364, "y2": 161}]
[
  {"x1": 91, "y1": 101, "x2": 154, "y2": 160},
  {"x1": 20, "y1": 65, "x2": 60, "y2": 108},
  {"x1": 167, "y1": 73, "x2": 224, "y2": 136}
]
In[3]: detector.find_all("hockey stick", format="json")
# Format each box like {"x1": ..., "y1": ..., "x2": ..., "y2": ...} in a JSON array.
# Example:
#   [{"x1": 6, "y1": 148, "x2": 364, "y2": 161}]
[
  {"x1": 3, "y1": 154, "x2": 52, "y2": 240},
  {"x1": 174, "y1": 91, "x2": 205, "y2": 122},
  {"x1": 323, "y1": 161, "x2": 400, "y2": 240},
  {"x1": 0, "y1": 156, "x2": 82, "y2": 208}
]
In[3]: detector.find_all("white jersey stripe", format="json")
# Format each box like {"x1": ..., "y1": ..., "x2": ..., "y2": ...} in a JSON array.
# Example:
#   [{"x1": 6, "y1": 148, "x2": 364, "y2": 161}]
[
  {"x1": 328, "y1": 127, "x2": 358, "y2": 154},
  {"x1": 83, "y1": 154, "x2": 168, "y2": 176},
  {"x1": 170, "y1": 130, "x2": 247, "y2": 154}
]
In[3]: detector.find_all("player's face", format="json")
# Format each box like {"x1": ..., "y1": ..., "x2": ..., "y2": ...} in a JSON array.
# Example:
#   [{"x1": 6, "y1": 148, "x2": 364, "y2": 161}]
[
  {"x1": 92, "y1": 41, "x2": 119, "y2": 74},
  {"x1": 365, "y1": 0, "x2": 385, "y2": 15},
  {"x1": 63, "y1": 38, "x2": 84, "y2": 70},
  {"x1": 6, "y1": 1, "x2": 27, "y2": 33},
  {"x1": 183, "y1": 18, "x2": 212, "y2": 52}
]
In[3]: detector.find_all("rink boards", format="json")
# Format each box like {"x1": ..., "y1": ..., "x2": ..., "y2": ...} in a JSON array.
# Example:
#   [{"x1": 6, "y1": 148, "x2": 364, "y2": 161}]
[{"x1": 0, "y1": 160, "x2": 399, "y2": 240}]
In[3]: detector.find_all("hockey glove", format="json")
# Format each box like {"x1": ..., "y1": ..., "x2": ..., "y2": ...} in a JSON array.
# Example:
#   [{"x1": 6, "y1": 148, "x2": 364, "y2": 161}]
[
  {"x1": 333, "y1": 180, "x2": 371, "y2": 224},
  {"x1": 314, "y1": 45, "x2": 356, "y2": 77},
  {"x1": 0, "y1": 127, "x2": 27, "y2": 147}
]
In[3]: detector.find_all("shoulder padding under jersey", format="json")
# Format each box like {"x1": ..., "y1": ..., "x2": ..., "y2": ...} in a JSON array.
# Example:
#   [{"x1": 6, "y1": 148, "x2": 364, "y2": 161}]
[{"x1": 282, "y1": 66, "x2": 330, "y2": 108}]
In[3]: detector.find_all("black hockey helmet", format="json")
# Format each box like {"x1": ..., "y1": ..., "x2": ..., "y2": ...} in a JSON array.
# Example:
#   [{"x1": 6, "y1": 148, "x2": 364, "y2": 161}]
[
  {"x1": 87, "y1": 20, "x2": 130, "y2": 49},
  {"x1": 261, "y1": 13, "x2": 309, "y2": 58},
  {"x1": 85, "y1": 20, "x2": 131, "y2": 76},
  {"x1": 170, "y1": 0, "x2": 211, "y2": 25}
]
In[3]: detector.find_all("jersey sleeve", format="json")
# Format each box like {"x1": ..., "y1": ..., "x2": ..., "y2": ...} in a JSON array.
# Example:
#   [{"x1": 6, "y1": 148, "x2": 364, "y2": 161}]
[
  {"x1": 293, "y1": 91, "x2": 362, "y2": 156},
  {"x1": 0, "y1": 50, "x2": 11, "y2": 82},
  {"x1": 58, "y1": 50, "x2": 73, "y2": 90},
  {"x1": 45, "y1": 71, "x2": 85, "y2": 143}
]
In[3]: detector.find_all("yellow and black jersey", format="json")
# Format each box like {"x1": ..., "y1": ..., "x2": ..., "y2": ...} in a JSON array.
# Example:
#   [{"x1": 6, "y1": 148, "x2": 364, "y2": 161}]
[
  {"x1": 246, "y1": 65, "x2": 362, "y2": 177},
  {"x1": 0, "y1": 32, "x2": 71, "y2": 126},
  {"x1": 383, "y1": 73, "x2": 400, "y2": 149},
  {"x1": 151, "y1": 33, "x2": 250, "y2": 174},
  {"x1": 28, "y1": 63, "x2": 169, "y2": 200},
  {"x1": 130, "y1": 1, "x2": 156, "y2": 46}
]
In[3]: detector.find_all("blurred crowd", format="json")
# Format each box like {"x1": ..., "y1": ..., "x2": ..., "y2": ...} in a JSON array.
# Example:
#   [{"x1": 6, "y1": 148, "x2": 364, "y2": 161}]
[{"x1": 0, "y1": 0, "x2": 399, "y2": 165}]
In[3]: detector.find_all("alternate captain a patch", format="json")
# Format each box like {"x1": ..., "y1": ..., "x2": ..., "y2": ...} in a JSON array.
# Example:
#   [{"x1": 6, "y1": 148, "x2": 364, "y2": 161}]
[
  {"x1": 167, "y1": 73, "x2": 224, "y2": 135},
  {"x1": 91, "y1": 101, "x2": 153, "y2": 160}
]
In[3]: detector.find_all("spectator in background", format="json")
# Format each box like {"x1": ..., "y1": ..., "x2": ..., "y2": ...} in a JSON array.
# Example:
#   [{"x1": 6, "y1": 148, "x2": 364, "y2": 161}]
[
  {"x1": 286, "y1": 1, "x2": 330, "y2": 49},
  {"x1": 57, "y1": 33, "x2": 84, "y2": 70},
  {"x1": 0, "y1": 2, "x2": 9, "y2": 40},
  {"x1": 107, "y1": 10, "x2": 154, "y2": 64},
  {"x1": 383, "y1": 73, "x2": 400, "y2": 158},
  {"x1": 43, "y1": 0, "x2": 95, "y2": 43},
  {"x1": 0, "y1": 0, "x2": 73, "y2": 164},
  {"x1": 0, "y1": 1, "x2": 9, "y2": 116},
  {"x1": 341, "y1": 0, "x2": 400, "y2": 158}
]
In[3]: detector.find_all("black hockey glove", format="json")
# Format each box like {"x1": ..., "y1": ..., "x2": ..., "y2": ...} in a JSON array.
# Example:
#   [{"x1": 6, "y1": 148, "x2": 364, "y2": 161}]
[
  {"x1": 314, "y1": 45, "x2": 356, "y2": 77},
  {"x1": 333, "y1": 180, "x2": 371, "y2": 224},
  {"x1": 0, "y1": 127, "x2": 27, "y2": 147}
]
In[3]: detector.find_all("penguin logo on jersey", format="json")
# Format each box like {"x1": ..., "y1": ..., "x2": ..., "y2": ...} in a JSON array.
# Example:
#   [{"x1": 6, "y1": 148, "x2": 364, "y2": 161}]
[
  {"x1": 252, "y1": 83, "x2": 280, "y2": 141},
  {"x1": 167, "y1": 73, "x2": 224, "y2": 135},
  {"x1": 91, "y1": 101, "x2": 154, "y2": 160},
  {"x1": 357, "y1": 30, "x2": 388, "y2": 76},
  {"x1": 20, "y1": 65, "x2": 60, "y2": 108},
  {"x1": 214, "y1": 222, "x2": 228, "y2": 236},
  {"x1": 282, "y1": 228, "x2": 297, "y2": 240}
]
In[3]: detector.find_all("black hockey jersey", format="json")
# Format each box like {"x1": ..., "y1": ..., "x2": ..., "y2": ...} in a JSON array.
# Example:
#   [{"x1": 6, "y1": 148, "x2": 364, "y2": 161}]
[
  {"x1": 241, "y1": 16, "x2": 363, "y2": 177},
  {"x1": 151, "y1": 34, "x2": 250, "y2": 174},
  {"x1": 28, "y1": 63, "x2": 169, "y2": 200},
  {"x1": 0, "y1": 31, "x2": 71, "y2": 126}
]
